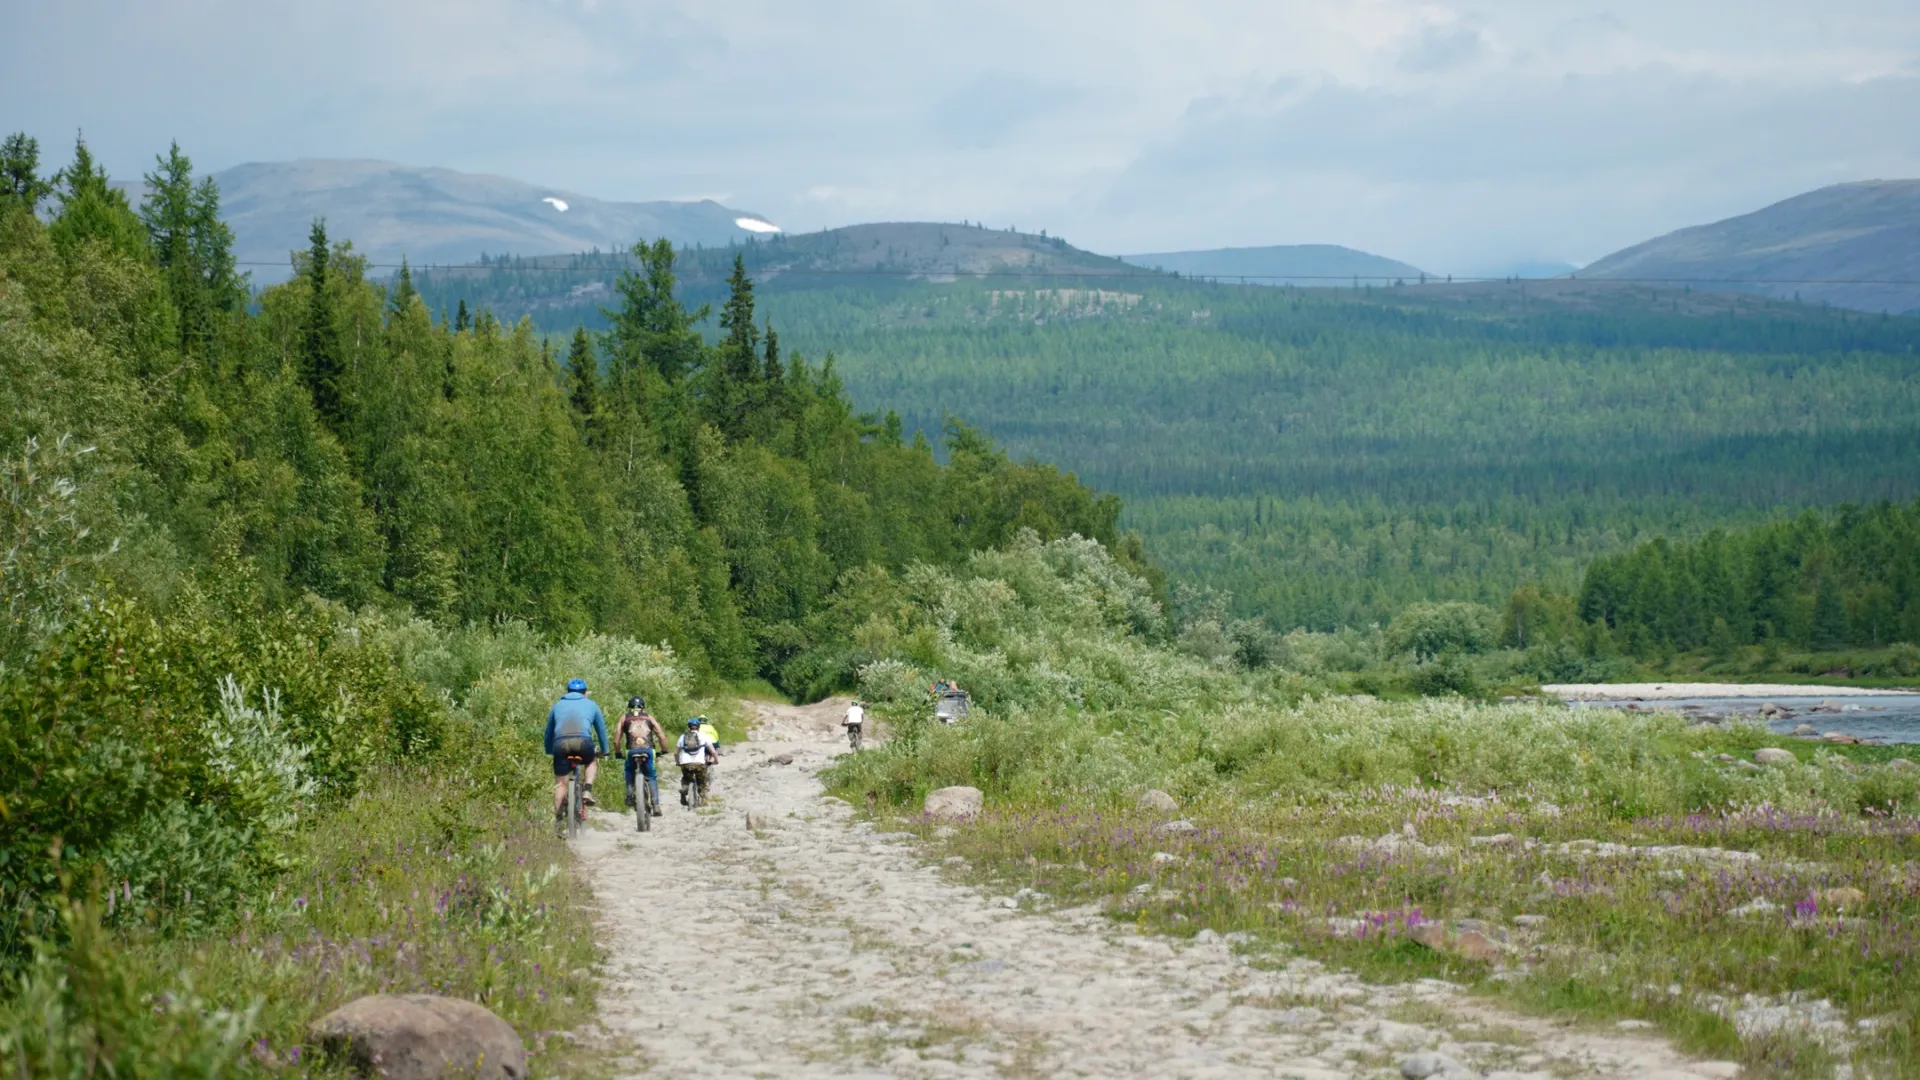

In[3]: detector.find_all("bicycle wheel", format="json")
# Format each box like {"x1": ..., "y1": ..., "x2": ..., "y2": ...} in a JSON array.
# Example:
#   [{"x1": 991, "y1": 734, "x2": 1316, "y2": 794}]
[
  {"x1": 567, "y1": 766, "x2": 582, "y2": 840},
  {"x1": 636, "y1": 767, "x2": 652, "y2": 832}
]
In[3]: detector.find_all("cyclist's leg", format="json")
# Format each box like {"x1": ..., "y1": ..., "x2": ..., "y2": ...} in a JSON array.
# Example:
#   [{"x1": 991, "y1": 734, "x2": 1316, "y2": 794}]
[
  {"x1": 550, "y1": 754, "x2": 570, "y2": 818},
  {"x1": 642, "y1": 750, "x2": 661, "y2": 812},
  {"x1": 624, "y1": 752, "x2": 638, "y2": 803},
  {"x1": 582, "y1": 756, "x2": 599, "y2": 806}
]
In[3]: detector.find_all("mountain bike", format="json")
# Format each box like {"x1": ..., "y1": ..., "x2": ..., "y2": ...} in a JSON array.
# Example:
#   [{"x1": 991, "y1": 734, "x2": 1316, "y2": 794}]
[
  {"x1": 629, "y1": 749, "x2": 656, "y2": 832},
  {"x1": 847, "y1": 723, "x2": 863, "y2": 751},
  {"x1": 680, "y1": 764, "x2": 708, "y2": 811},
  {"x1": 561, "y1": 753, "x2": 590, "y2": 840}
]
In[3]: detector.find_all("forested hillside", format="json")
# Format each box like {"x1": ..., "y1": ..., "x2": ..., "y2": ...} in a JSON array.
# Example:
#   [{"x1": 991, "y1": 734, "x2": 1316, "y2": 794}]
[
  {"x1": 409, "y1": 252, "x2": 1920, "y2": 631},
  {"x1": 0, "y1": 134, "x2": 1132, "y2": 986}
]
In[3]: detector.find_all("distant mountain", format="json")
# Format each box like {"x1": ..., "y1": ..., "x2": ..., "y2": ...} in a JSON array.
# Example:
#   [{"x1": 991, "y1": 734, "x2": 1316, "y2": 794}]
[
  {"x1": 1580, "y1": 180, "x2": 1920, "y2": 315},
  {"x1": 211, "y1": 159, "x2": 775, "y2": 283},
  {"x1": 1459, "y1": 260, "x2": 1577, "y2": 280},
  {"x1": 1119, "y1": 244, "x2": 1429, "y2": 285},
  {"x1": 676, "y1": 221, "x2": 1141, "y2": 281}
]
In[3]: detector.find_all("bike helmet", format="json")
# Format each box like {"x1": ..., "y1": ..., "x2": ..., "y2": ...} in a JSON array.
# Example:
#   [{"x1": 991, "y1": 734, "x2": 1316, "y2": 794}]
[
  {"x1": 628, "y1": 695, "x2": 646, "y2": 710},
  {"x1": 686, "y1": 717, "x2": 701, "y2": 728},
  {"x1": 566, "y1": 678, "x2": 588, "y2": 693}
]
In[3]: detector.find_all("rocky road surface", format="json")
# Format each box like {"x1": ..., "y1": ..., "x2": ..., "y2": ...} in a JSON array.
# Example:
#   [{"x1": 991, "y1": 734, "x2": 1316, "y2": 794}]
[{"x1": 576, "y1": 699, "x2": 1744, "y2": 1079}]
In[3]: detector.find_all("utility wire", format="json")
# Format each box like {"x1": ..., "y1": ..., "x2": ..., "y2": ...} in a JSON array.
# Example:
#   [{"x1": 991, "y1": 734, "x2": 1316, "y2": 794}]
[{"x1": 204, "y1": 259, "x2": 1920, "y2": 288}]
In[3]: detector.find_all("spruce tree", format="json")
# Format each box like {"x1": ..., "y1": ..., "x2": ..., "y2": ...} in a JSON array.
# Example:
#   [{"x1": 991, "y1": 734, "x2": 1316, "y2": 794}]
[
  {"x1": 302, "y1": 219, "x2": 347, "y2": 432},
  {"x1": 1811, "y1": 574, "x2": 1847, "y2": 649},
  {"x1": 455, "y1": 299, "x2": 470, "y2": 332},
  {"x1": 1, "y1": 132, "x2": 52, "y2": 207},
  {"x1": 566, "y1": 326, "x2": 600, "y2": 431}
]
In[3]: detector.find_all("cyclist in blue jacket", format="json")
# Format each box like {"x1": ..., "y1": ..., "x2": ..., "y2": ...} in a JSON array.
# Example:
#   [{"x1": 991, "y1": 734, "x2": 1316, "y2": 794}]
[{"x1": 546, "y1": 678, "x2": 608, "y2": 825}]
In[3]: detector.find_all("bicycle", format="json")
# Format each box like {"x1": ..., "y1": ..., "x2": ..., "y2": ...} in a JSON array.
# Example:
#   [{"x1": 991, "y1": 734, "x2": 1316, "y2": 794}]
[
  {"x1": 847, "y1": 723, "x2": 863, "y2": 751},
  {"x1": 561, "y1": 753, "x2": 590, "y2": 840},
  {"x1": 627, "y1": 749, "x2": 657, "y2": 832},
  {"x1": 680, "y1": 764, "x2": 708, "y2": 811}
]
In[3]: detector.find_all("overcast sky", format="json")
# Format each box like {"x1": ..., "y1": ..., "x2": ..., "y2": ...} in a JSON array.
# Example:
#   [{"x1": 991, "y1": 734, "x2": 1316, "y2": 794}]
[{"x1": 6, "y1": 0, "x2": 1919, "y2": 272}]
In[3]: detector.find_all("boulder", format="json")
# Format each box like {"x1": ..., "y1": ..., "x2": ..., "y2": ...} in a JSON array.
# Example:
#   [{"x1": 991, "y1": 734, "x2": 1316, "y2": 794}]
[
  {"x1": 923, "y1": 786, "x2": 983, "y2": 822},
  {"x1": 1137, "y1": 789, "x2": 1180, "y2": 814},
  {"x1": 309, "y1": 994, "x2": 525, "y2": 1080},
  {"x1": 1400, "y1": 1051, "x2": 1467, "y2": 1079},
  {"x1": 1155, "y1": 819, "x2": 1197, "y2": 835},
  {"x1": 1451, "y1": 929, "x2": 1504, "y2": 963},
  {"x1": 1886, "y1": 758, "x2": 1917, "y2": 772},
  {"x1": 767, "y1": 752, "x2": 795, "y2": 766},
  {"x1": 1791, "y1": 724, "x2": 1819, "y2": 737},
  {"x1": 745, "y1": 811, "x2": 779, "y2": 831},
  {"x1": 1819, "y1": 887, "x2": 1867, "y2": 910},
  {"x1": 1759, "y1": 701, "x2": 1785, "y2": 716},
  {"x1": 1822, "y1": 732, "x2": 1860, "y2": 744},
  {"x1": 1753, "y1": 747, "x2": 1797, "y2": 766}
]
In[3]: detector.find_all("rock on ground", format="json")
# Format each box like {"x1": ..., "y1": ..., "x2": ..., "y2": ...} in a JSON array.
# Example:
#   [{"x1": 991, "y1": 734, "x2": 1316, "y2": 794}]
[
  {"x1": 923, "y1": 785, "x2": 983, "y2": 821},
  {"x1": 1753, "y1": 747, "x2": 1796, "y2": 765},
  {"x1": 1137, "y1": 789, "x2": 1180, "y2": 814},
  {"x1": 308, "y1": 994, "x2": 525, "y2": 1080},
  {"x1": 575, "y1": 699, "x2": 1746, "y2": 1078}
]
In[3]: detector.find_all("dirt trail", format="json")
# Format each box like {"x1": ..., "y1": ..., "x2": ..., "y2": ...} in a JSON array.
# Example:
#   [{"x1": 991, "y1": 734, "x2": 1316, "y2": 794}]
[{"x1": 577, "y1": 700, "x2": 1742, "y2": 1079}]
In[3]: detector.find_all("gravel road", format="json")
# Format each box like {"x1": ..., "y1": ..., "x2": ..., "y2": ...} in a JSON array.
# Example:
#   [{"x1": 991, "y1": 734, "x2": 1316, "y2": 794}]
[{"x1": 576, "y1": 699, "x2": 1745, "y2": 1079}]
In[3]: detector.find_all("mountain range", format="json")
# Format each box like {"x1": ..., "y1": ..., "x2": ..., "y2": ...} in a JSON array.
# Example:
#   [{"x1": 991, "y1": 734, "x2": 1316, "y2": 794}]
[
  {"x1": 205, "y1": 160, "x2": 1920, "y2": 314},
  {"x1": 210, "y1": 159, "x2": 776, "y2": 282},
  {"x1": 1120, "y1": 244, "x2": 1430, "y2": 285},
  {"x1": 1580, "y1": 180, "x2": 1920, "y2": 315}
]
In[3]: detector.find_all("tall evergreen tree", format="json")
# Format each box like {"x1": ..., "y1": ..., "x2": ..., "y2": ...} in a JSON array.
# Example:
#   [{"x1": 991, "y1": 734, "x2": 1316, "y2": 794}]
[
  {"x1": 302, "y1": 219, "x2": 348, "y2": 433},
  {"x1": 566, "y1": 326, "x2": 599, "y2": 431},
  {"x1": 49, "y1": 135, "x2": 148, "y2": 260},
  {"x1": 1, "y1": 132, "x2": 52, "y2": 207},
  {"x1": 140, "y1": 142, "x2": 241, "y2": 355}
]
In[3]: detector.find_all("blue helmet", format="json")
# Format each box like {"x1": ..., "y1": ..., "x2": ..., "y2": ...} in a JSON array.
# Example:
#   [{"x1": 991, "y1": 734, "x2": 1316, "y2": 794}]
[{"x1": 566, "y1": 678, "x2": 588, "y2": 693}]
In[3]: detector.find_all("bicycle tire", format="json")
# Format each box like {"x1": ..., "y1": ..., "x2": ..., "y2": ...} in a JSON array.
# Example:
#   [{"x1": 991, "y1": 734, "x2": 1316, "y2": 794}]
[
  {"x1": 637, "y1": 767, "x2": 652, "y2": 832},
  {"x1": 567, "y1": 765, "x2": 582, "y2": 841}
]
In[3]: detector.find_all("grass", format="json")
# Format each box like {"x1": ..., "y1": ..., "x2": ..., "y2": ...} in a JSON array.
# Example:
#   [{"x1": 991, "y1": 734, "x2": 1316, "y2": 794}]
[
  {"x1": 829, "y1": 696, "x2": 1920, "y2": 1078},
  {"x1": 1, "y1": 756, "x2": 612, "y2": 1079}
]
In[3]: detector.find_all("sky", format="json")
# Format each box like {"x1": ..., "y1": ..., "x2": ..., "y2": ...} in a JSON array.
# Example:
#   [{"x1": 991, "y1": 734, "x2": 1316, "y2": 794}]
[{"x1": 6, "y1": 0, "x2": 1920, "y2": 273}]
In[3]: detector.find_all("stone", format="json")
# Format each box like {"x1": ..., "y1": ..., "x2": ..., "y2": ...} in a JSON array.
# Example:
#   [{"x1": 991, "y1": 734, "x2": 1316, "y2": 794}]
[
  {"x1": 1819, "y1": 887, "x2": 1866, "y2": 910},
  {"x1": 923, "y1": 786, "x2": 983, "y2": 821},
  {"x1": 768, "y1": 752, "x2": 795, "y2": 766},
  {"x1": 1469, "y1": 833, "x2": 1516, "y2": 848},
  {"x1": 1791, "y1": 724, "x2": 1819, "y2": 737},
  {"x1": 1193, "y1": 928, "x2": 1220, "y2": 944},
  {"x1": 1512, "y1": 914, "x2": 1548, "y2": 928},
  {"x1": 1408, "y1": 922, "x2": 1449, "y2": 950},
  {"x1": 1887, "y1": 758, "x2": 1918, "y2": 772},
  {"x1": 1401, "y1": 1051, "x2": 1468, "y2": 1079},
  {"x1": 1150, "y1": 851, "x2": 1179, "y2": 863},
  {"x1": 309, "y1": 994, "x2": 525, "y2": 1080},
  {"x1": 1452, "y1": 929, "x2": 1505, "y2": 963},
  {"x1": 745, "y1": 812, "x2": 779, "y2": 831},
  {"x1": 1137, "y1": 788, "x2": 1180, "y2": 814},
  {"x1": 1821, "y1": 732, "x2": 1859, "y2": 744},
  {"x1": 1753, "y1": 747, "x2": 1796, "y2": 766},
  {"x1": 1155, "y1": 819, "x2": 1197, "y2": 834},
  {"x1": 1759, "y1": 701, "x2": 1785, "y2": 716}
]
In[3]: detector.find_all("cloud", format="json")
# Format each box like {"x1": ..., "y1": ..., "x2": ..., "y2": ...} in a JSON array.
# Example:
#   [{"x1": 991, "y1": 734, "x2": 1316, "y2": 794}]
[
  {"x1": 1399, "y1": 22, "x2": 1487, "y2": 73},
  {"x1": 5, "y1": 0, "x2": 1920, "y2": 269},
  {"x1": 1094, "y1": 67, "x2": 1920, "y2": 268}
]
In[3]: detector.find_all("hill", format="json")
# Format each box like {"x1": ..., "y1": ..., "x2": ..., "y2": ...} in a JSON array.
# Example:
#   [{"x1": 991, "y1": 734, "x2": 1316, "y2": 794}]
[
  {"x1": 1120, "y1": 243, "x2": 1429, "y2": 285},
  {"x1": 1581, "y1": 180, "x2": 1920, "y2": 315},
  {"x1": 680, "y1": 221, "x2": 1141, "y2": 281},
  {"x1": 211, "y1": 159, "x2": 774, "y2": 282}
]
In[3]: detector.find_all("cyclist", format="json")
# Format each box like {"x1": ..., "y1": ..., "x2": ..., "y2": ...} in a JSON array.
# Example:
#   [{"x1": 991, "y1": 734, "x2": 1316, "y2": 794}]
[
  {"x1": 617, "y1": 695, "x2": 667, "y2": 816},
  {"x1": 675, "y1": 717, "x2": 718, "y2": 806},
  {"x1": 842, "y1": 699, "x2": 866, "y2": 748},
  {"x1": 545, "y1": 677, "x2": 608, "y2": 827}
]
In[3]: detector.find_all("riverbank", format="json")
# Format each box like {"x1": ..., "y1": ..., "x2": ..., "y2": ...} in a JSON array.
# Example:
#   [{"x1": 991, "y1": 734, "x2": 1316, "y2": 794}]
[{"x1": 1545, "y1": 682, "x2": 1919, "y2": 701}]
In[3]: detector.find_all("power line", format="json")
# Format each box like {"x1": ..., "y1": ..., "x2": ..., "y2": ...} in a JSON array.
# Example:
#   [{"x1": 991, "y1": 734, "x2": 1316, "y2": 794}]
[
  {"x1": 246, "y1": 260, "x2": 1920, "y2": 288},
  {"x1": 8, "y1": 256, "x2": 1920, "y2": 289}
]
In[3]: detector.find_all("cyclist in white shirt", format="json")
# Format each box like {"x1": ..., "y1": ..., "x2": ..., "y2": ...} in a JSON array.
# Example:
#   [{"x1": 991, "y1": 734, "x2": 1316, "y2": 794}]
[
  {"x1": 675, "y1": 717, "x2": 718, "y2": 806},
  {"x1": 842, "y1": 700, "x2": 866, "y2": 749}
]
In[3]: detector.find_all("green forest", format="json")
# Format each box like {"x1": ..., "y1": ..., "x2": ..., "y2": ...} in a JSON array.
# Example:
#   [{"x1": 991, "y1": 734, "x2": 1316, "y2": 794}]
[
  {"x1": 0, "y1": 135, "x2": 1139, "y2": 1069},
  {"x1": 415, "y1": 256, "x2": 1920, "y2": 631}
]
